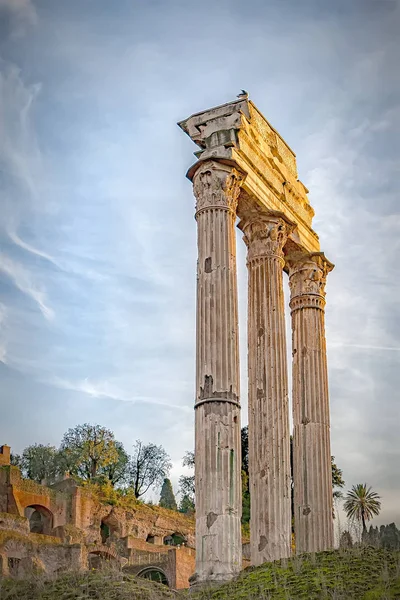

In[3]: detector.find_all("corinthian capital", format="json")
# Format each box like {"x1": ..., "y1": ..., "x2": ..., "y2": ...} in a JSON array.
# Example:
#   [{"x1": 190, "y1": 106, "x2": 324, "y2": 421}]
[
  {"x1": 192, "y1": 161, "x2": 244, "y2": 215},
  {"x1": 287, "y1": 252, "x2": 334, "y2": 299},
  {"x1": 239, "y1": 212, "x2": 295, "y2": 262}
]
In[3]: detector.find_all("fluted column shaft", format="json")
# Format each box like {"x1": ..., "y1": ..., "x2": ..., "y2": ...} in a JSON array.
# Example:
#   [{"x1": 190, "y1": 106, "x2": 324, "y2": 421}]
[
  {"x1": 288, "y1": 253, "x2": 334, "y2": 553},
  {"x1": 240, "y1": 214, "x2": 292, "y2": 565},
  {"x1": 191, "y1": 161, "x2": 243, "y2": 586}
]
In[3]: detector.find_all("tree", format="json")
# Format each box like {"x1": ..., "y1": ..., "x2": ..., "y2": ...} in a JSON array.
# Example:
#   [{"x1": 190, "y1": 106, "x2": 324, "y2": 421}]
[
  {"x1": 343, "y1": 483, "x2": 381, "y2": 532},
  {"x1": 241, "y1": 427, "x2": 250, "y2": 526},
  {"x1": 377, "y1": 523, "x2": 400, "y2": 550},
  {"x1": 332, "y1": 456, "x2": 345, "y2": 499},
  {"x1": 339, "y1": 530, "x2": 353, "y2": 549},
  {"x1": 241, "y1": 426, "x2": 249, "y2": 475},
  {"x1": 362, "y1": 523, "x2": 400, "y2": 549},
  {"x1": 159, "y1": 478, "x2": 177, "y2": 510},
  {"x1": 179, "y1": 494, "x2": 195, "y2": 515},
  {"x1": 19, "y1": 444, "x2": 61, "y2": 484},
  {"x1": 128, "y1": 440, "x2": 171, "y2": 498},
  {"x1": 241, "y1": 469, "x2": 250, "y2": 527},
  {"x1": 100, "y1": 441, "x2": 129, "y2": 487},
  {"x1": 178, "y1": 451, "x2": 195, "y2": 507},
  {"x1": 59, "y1": 424, "x2": 119, "y2": 482},
  {"x1": 10, "y1": 453, "x2": 23, "y2": 469}
]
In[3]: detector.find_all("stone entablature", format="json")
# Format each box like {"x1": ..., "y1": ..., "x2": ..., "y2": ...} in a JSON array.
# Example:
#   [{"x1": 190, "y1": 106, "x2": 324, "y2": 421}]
[{"x1": 178, "y1": 98, "x2": 319, "y2": 255}]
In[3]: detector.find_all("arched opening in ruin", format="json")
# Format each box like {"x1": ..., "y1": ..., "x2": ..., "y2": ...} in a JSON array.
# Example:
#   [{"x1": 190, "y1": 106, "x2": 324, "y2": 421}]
[
  {"x1": 136, "y1": 566, "x2": 169, "y2": 586},
  {"x1": 146, "y1": 534, "x2": 155, "y2": 544},
  {"x1": 100, "y1": 520, "x2": 110, "y2": 543},
  {"x1": 100, "y1": 512, "x2": 119, "y2": 543},
  {"x1": 7, "y1": 557, "x2": 21, "y2": 577},
  {"x1": 163, "y1": 532, "x2": 187, "y2": 546},
  {"x1": 24, "y1": 505, "x2": 53, "y2": 535},
  {"x1": 88, "y1": 550, "x2": 118, "y2": 570}
]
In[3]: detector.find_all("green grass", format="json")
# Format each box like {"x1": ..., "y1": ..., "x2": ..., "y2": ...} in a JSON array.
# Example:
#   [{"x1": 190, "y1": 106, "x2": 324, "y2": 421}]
[
  {"x1": 0, "y1": 570, "x2": 177, "y2": 600},
  {"x1": 1, "y1": 547, "x2": 399, "y2": 599},
  {"x1": 191, "y1": 547, "x2": 400, "y2": 600}
]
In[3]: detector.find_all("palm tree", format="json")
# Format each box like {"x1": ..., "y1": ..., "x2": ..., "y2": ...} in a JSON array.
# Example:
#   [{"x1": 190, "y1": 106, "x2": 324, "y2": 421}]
[{"x1": 343, "y1": 483, "x2": 381, "y2": 532}]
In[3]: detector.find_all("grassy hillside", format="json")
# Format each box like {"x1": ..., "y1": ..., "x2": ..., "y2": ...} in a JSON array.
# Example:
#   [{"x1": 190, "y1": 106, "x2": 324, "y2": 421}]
[
  {"x1": 0, "y1": 571, "x2": 177, "y2": 600},
  {"x1": 192, "y1": 547, "x2": 400, "y2": 600},
  {"x1": 1, "y1": 547, "x2": 399, "y2": 599}
]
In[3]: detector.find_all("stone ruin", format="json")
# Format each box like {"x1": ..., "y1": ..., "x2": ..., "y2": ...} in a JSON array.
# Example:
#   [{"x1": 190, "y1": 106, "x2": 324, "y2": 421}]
[
  {"x1": 179, "y1": 96, "x2": 334, "y2": 586},
  {"x1": 1, "y1": 96, "x2": 335, "y2": 591},
  {"x1": 0, "y1": 445, "x2": 196, "y2": 588}
]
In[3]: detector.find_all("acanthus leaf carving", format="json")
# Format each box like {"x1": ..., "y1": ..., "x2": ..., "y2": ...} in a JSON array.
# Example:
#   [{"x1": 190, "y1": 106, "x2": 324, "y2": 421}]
[
  {"x1": 240, "y1": 214, "x2": 294, "y2": 262},
  {"x1": 192, "y1": 161, "x2": 244, "y2": 214},
  {"x1": 287, "y1": 253, "x2": 333, "y2": 300}
]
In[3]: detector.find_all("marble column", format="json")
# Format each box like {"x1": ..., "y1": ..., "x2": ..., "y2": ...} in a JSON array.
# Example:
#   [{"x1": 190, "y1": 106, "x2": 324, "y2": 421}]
[
  {"x1": 287, "y1": 252, "x2": 334, "y2": 553},
  {"x1": 191, "y1": 160, "x2": 243, "y2": 586},
  {"x1": 239, "y1": 212, "x2": 293, "y2": 565}
]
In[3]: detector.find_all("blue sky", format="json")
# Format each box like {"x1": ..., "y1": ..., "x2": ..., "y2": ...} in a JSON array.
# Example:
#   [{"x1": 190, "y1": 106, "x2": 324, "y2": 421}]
[{"x1": 0, "y1": 0, "x2": 399, "y2": 528}]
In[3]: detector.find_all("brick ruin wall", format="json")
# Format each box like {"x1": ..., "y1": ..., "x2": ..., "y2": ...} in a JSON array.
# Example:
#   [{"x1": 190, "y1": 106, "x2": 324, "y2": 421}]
[{"x1": 0, "y1": 455, "x2": 195, "y2": 589}]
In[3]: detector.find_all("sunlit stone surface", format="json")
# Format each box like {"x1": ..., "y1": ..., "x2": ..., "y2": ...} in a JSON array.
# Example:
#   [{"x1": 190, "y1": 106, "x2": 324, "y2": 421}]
[{"x1": 179, "y1": 97, "x2": 334, "y2": 583}]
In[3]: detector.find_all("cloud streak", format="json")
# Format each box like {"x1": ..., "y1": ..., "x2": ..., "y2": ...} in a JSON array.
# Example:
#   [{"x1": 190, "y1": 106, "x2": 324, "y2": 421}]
[
  {"x1": 0, "y1": 253, "x2": 54, "y2": 321},
  {"x1": 329, "y1": 343, "x2": 400, "y2": 352},
  {"x1": 50, "y1": 376, "x2": 192, "y2": 412}
]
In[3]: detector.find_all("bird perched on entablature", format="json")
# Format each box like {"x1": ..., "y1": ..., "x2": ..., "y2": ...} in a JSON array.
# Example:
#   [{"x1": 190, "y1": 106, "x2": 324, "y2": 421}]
[{"x1": 237, "y1": 89, "x2": 248, "y2": 99}]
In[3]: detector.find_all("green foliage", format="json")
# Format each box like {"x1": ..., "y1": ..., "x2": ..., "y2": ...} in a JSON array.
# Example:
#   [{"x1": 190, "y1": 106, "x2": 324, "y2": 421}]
[
  {"x1": 13, "y1": 425, "x2": 171, "y2": 499},
  {"x1": 344, "y1": 483, "x2": 381, "y2": 531},
  {"x1": 179, "y1": 494, "x2": 195, "y2": 515},
  {"x1": 331, "y1": 456, "x2": 345, "y2": 489},
  {"x1": 128, "y1": 440, "x2": 172, "y2": 498},
  {"x1": 339, "y1": 530, "x2": 354, "y2": 548},
  {"x1": 178, "y1": 451, "x2": 195, "y2": 507},
  {"x1": 3, "y1": 548, "x2": 399, "y2": 600},
  {"x1": 18, "y1": 444, "x2": 62, "y2": 485},
  {"x1": 241, "y1": 470, "x2": 250, "y2": 527},
  {"x1": 192, "y1": 547, "x2": 400, "y2": 600},
  {"x1": 60, "y1": 423, "x2": 120, "y2": 482},
  {"x1": 363, "y1": 523, "x2": 400, "y2": 550},
  {"x1": 98, "y1": 441, "x2": 129, "y2": 487},
  {"x1": 159, "y1": 478, "x2": 177, "y2": 510},
  {"x1": 10, "y1": 453, "x2": 23, "y2": 469},
  {"x1": 182, "y1": 451, "x2": 195, "y2": 469},
  {"x1": 241, "y1": 426, "x2": 248, "y2": 474},
  {"x1": 332, "y1": 456, "x2": 345, "y2": 500}
]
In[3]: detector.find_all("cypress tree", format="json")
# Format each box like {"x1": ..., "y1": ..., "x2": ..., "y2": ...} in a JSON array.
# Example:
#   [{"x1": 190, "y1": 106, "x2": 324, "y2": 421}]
[
  {"x1": 159, "y1": 478, "x2": 177, "y2": 510},
  {"x1": 179, "y1": 494, "x2": 195, "y2": 515}
]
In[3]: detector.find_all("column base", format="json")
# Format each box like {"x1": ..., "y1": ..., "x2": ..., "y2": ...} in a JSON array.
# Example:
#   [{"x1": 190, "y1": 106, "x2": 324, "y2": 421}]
[{"x1": 189, "y1": 570, "x2": 238, "y2": 592}]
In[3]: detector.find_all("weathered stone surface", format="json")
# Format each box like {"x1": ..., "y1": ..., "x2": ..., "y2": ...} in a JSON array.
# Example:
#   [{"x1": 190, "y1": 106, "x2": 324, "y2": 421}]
[
  {"x1": 178, "y1": 98, "x2": 319, "y2": 255},
  {"x1": 0, "y1": 445, "x2": 10, "y2": 466},
  {"x1": 191, "y1": 160, "x2": 243, "y2": 586},
  {"x1": 239, "y1": 211, "x2": 293, "y2": 565},
  {"x1": 287, "y1": 252, "x2": 335, "y2": 553},
  {"x1": 0, "y1": 463, "x2": 196, "y2": 587},
  {"x1": 180, "y1": 97, "x2": 336, "y2": 574}
]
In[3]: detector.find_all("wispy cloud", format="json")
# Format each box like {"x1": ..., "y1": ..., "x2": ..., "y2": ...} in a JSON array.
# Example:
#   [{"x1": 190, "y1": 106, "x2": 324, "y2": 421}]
[
  {"x1": 0, "y1": 63, "x2": 43, "y2": 206},
  {"x1": 7, "y1": 228, "x2": 59, "y2": 266},
  {"x1": 329, "y1": 343, "x2": 400, "y2": 352},
  {"x1": 50, "y1": 376, "x2": 191, "y2": 412},
  {"x1": 0, "y1": 253, "x2": 54, "y2": 321}
]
